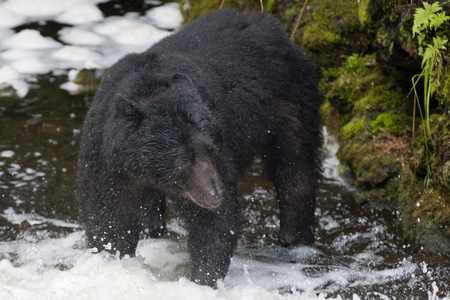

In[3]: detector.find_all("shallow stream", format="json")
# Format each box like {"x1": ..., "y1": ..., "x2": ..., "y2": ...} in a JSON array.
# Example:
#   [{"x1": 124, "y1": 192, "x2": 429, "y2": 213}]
[{"x1": 0, "y1": 1, "x2": 449, "y2": 299}]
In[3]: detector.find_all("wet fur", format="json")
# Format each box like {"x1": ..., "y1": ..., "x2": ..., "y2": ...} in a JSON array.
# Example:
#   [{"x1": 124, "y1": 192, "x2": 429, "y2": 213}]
[{"x1": 76, "y1": 9, "x2": 322, "y2": 287}]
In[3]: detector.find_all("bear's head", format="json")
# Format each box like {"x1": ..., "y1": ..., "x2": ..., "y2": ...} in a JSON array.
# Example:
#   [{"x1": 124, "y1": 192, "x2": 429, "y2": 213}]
[{"x1": 107, "y1": 73, "x2": 224, "y2": 209}]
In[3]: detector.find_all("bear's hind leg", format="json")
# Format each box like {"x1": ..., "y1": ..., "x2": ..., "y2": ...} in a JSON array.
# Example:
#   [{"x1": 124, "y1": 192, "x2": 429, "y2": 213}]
[{"x1": 264, "y1": 126, "x2": 321, "y2": 247}]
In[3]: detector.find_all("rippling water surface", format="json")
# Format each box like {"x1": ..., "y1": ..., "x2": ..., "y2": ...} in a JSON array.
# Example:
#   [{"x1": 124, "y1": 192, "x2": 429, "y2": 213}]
[{"x1": 0, "y1": 1, "x2": 449, "y2": 299}]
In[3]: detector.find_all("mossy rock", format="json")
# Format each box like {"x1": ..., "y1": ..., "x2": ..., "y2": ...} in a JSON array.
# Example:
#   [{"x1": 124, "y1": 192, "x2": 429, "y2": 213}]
[
  {"x1": 342, "y1": 117, "x2": 365, "y2": 139},
  {"x1": 179, "y1": 0, "x2": 271, "y2": 25},
  {"x1": 410, "y1": 188, "x2": 450, "y2": 253},
  {"x1": 431, "y1": 116, "x2": 450, "y2": 191},
  {"x1": 358, "y1": 0, "x2": 424, "y2": 89},
  {"x1": 371, "y1": 113, "x2": 410, "y2": 136},
  {"x1": 288, "y1": 0, "x2": 369, "y2": 68},
  {"x1": 73, "y1": 69, "x2": 104, "y2": 94},
  {"x1": 321, "y1": 54, "x2": 378, "y2": 115},
  {"x1": 321, "y1": 53, "x2": 409, "y2": 119},
  {"x1": 435, "y1": 65, "x2": 450, "y2": 108},
  {"x1": 0, "y1": 83, "x2": 22, "y2": 99},
  {"x1": 337, "y1": 135, "x2": 403, "y2": 189},
  {"x1": 357, "y1": 153, "x2": 401, "y2": 187},
  {"x1": 438, "y1": 161, "x2": 450, "y2": 191}
]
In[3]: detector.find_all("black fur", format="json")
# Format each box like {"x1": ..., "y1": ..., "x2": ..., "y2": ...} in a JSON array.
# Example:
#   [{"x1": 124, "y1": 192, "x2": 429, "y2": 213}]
[{"x1": 76, "y1": 9, "x2": 322, "y2": 288}]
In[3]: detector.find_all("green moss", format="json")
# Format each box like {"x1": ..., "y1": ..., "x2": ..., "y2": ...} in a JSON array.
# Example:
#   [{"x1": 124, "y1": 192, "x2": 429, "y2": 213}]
[
  {"x1": 359, "y1": 153, "x2": 400, "y2": 185},
  {"x1": 441, "y1": 161, "x2": 450, "y2": 189},
  {"x1": 352, "y1": 96, "x2": 372, "y2": 115},
  {"x1": 302, "y1": 25, "x2": 341, "y2": 49},
  {"x1": 179, "y1": 0, "x2": 217, "y2": 24},
  {"x1": 179, "y1": 0, "x2": 265, "y2": 24},
  {"x1": 435, "y1": 65, "x2": 450, "y2": 109},
  {"x1": 371, "y1": 113, "x2": 407, "y2": 136},
  {"x1": 380, "y1": 154, "x2": 395, "y2": 166},
  {"x1": 73, "y1": 69, "x2": 104, "y2": 94},
  {"x1": 410, "y1": 189, "x2": 450, "y2": 253},
  {"x1": 375, "y1": 27, "x2": 393, "y2": 49},
  {"x1": 265, "y1": 0, "x2": 275, "y2": 13},
  {"x1": 343, "y1": 117, "x2": 365, "y2": 139},
  {"x1": 358, "y1": 0, "x2": 371, "y2": 26},
  {"x1": 289, "y1": 0, "x2": 368, "y2": 67}
]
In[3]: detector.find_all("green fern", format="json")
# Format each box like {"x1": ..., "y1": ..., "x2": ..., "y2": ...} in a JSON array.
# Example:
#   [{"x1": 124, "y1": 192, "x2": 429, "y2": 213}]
[
  {"x1": 411, "y1": 1, "x2": 449, "y2": 187},
  {"x1": 412, "y1": 2, "x2": 449, "y2": 55},
  {"x1": 430, "y1": 12, "x2": 449, "y2": 30}
]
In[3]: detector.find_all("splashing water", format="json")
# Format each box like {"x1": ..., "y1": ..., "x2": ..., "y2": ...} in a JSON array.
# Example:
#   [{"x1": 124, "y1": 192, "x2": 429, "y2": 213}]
[{"x1": 0, "y1": 1, "x2": 449, "y2": 299}]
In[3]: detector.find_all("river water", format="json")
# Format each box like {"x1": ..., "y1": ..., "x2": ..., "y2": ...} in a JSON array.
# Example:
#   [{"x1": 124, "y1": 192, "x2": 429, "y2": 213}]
[{"x1": 0, "y1": 1, "x2": 449, "y2": 299}]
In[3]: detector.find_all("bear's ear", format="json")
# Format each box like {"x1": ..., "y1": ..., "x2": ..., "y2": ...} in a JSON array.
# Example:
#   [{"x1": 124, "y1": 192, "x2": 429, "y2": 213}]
[
  {"x1": 171, "y1": 73, "x2": 194, "y2": 86},
  {"x1": 115, "y1": 95, "x2": 144, "y2": 123}
]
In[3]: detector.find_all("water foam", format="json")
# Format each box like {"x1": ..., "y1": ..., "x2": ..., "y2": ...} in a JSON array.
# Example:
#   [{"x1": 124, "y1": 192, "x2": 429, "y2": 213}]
[{"x1": 0, "y1": 1, "x2": 181, "y2": 97}]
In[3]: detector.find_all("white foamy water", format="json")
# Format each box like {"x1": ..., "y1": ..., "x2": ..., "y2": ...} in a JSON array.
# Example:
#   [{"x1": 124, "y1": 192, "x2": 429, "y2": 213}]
[
  {"x1": 0, "y1": 0, "x2": 182, "y2": 97},
  {"x1": 1, "y1": 2, "x2": 449, "y2": 299},
  {"x1": 0, "y1": 228, "x2": 338, "y2": 300},
  {"x1": 1, "y1": 133, "x2": 448, "y2": 299}
]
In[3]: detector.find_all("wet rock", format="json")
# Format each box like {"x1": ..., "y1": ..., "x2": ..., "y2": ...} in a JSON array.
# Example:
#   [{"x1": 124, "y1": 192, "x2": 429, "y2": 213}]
[
  {"x1": 0, "y1": 83, "x2": 20, "y2": 98},
  {"x1": 0, "y1": 215, "x2": 19, "y2": 242},
  {"x1": 61, "y1": 68, "x2": 104, "y2": 94}
]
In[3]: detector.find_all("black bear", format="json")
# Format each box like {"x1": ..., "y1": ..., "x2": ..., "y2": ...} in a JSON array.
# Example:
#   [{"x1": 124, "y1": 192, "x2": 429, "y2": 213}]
[{"x1": 76, "y1": 9, "x2": 322, "y2": 287}]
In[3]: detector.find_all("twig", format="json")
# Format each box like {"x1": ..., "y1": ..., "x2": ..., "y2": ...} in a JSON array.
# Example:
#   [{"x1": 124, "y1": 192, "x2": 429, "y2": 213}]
[
  {"x1": 219, "y1": 0, "x2": 225, "y2": 10},
  {"x1": 290, "y1": 0, "x2": 309, "y2": 40},
  {"x1": 403, "y1": 0, "x2": 413, "y2": 23},
  {"x1": 412, "y1": 92, "x2": 417, "y2": 175}
]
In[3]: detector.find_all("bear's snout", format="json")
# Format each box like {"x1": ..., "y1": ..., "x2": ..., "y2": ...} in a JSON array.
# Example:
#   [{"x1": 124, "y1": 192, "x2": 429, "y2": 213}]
[{"x1": 185, "y1": 158, "x2": 224, "y2": 209}]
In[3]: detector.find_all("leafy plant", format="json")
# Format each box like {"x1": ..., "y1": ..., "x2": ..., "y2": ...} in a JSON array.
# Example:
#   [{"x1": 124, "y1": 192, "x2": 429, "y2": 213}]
[{"x1": 411, "y1": 1, "x2": 449, "y2": 186}]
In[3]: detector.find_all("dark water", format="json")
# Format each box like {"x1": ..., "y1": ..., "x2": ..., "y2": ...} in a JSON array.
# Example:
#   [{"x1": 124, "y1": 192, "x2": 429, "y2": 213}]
[
  {"x1": 0, "y1": 76, "x2": 84, "y2": 227},
  {"x1": 0, "y1": 74, "x2": 449, "y2": 299}
]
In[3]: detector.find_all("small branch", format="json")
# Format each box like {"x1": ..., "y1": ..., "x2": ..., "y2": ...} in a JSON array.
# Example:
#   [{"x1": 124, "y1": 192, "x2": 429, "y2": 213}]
[
  {"x1": 403, "y1": 0, "x2": 413, "y2": 24},
  {"x1": 290, "y1": 0, "x2": 309, "y2": 40},
  {"x1": 412, "y1": 92, "x2": 417, "y2": 175},
  {"x1": 219, "y1": 0, "x2": 225, "y2": 10}
]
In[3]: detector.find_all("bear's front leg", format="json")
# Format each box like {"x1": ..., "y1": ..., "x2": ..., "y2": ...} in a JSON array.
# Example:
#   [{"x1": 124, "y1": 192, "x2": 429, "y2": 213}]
[
  {"x1": 138, "y1": 187, "x2": 167, "y2": 238},
  {"x1": 182, "y1": 190, "x2": 241, "y2": 288},
  {"x1": 84, "y1": 212, "x2": 141, "y2": 257},
  {"x1": 83, "y1": 179, "x2": 162, "y2": 258}
]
